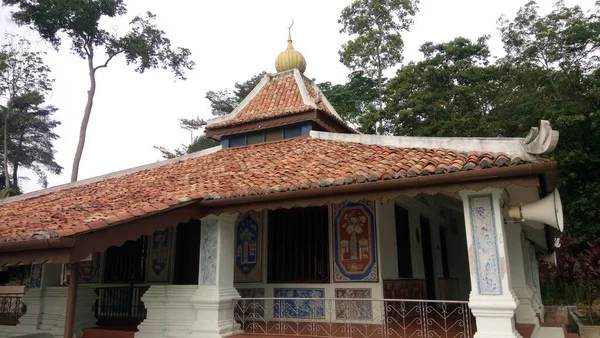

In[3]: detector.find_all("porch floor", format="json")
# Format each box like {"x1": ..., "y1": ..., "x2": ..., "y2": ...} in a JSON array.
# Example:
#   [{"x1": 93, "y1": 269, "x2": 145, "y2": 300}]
[{"x1": 82, "y1": 327, "x2": 137, "y2": 338}]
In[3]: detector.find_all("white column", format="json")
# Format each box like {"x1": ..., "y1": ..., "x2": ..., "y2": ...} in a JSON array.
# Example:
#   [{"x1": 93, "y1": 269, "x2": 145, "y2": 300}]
[
  {"x1": 528, "y1": 244, "x2": 544, "y2": 318},
  {"x1": 506, "y1": 224, "x2": 538, "y2": 324},
  {"x1": 460, "y1": 189, "x2": 521, "y2": 338},
  {"x1": 190, "y1": 213, "x2": 242, "y2": 338}
]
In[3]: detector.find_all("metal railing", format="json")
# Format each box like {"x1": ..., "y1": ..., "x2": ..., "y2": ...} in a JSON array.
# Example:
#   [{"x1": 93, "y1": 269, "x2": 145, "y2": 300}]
[
  {"x1": 234, "y1": 297, "x2": 475, "y2": 338},
  {"x1": 94, "y1": 285, "x2": 149, "y2": 328},
  {"x1": 0, "y1": 293, "x2": 26, "y2": 326}
]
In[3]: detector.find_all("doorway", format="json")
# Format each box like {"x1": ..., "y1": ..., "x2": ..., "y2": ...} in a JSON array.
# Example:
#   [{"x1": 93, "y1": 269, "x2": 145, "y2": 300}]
[{"x1": 420, "y1": 216, "x2": 436, "y2": 300}]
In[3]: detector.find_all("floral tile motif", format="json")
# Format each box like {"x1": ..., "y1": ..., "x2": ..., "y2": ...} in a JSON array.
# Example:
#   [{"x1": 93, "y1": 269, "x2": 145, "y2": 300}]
[
  {"x1": 200, "y1": 220, "x2": 218, "y2": 285},
  {"x1": 273, "y1": 288, "x2": 325, "y2": 319},
  {"x1": 333, "y1": 200, "x2": 378, "y2": 282},
  {"x1": 79, "y1": 252, "x2": 102, "y2": 283},
  {"x1": 468, "y1": 195, "x2": 502, "y2": 295},
  {"x1": 29, "y1": 264, "x2": 42, "y2": 289},
  {"x1": 236, "y1": 288, "x2": 265, "y2": 319},
  {"x1": 335, "y1": 288, "x2": 372, "y2": 320},
  {"x1": 146, "y1": 228, "x2": 173, "y2": 283}
]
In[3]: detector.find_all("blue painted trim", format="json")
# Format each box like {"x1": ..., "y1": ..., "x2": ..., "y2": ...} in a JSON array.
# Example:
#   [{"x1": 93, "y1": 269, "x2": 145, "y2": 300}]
[
  {"x1": 468, "y1": 194, "x2": 502, "y2": 296},
  {"x1": 333, "y1": 202, "x2": 378, "y2": 281}
]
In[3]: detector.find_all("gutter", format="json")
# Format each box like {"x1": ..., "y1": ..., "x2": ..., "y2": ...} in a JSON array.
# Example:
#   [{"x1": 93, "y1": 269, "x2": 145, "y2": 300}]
[
  {"x1": 0, "y1": 237, "x2": 76, "y2": 253},
  {"x1": 199, "y1": 161, "x2": 557, "y2": 208}
]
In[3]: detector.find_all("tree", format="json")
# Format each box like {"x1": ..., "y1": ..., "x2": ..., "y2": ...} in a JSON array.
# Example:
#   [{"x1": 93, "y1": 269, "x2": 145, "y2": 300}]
[
  {"x1": 3, "y1": 0, "x2": 195, "y2": 182},
  {"x1": 338, "y1": 0, "x2": 419, "y2": 111},
  {"x1": 496, "y1": 1, "x2": 600, "y2": 242},
  {"x1": 205, "y1": 71, "x2": 267, "y2": 116},
  {"x1": 4, "y1": 91, "x2": 62, "y2": 189},
  {"x1": 317, "y1": 71, "x2": 378, "y2": 132},
  {"x1": 383, "y1": 36, "x2": 509, "y2": 137},
  {"x1": 154, "y1": 117, "x2": 217, "y2": 159},
  {"x1": 0, "y1": 35, "x2": 58, "y2": 196}
]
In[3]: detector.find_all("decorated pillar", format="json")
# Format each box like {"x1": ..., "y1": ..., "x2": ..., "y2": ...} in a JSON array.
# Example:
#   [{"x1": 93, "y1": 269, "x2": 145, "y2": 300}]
[
  {"x1": 190, "y1": 213, "x2": 242, "y2": 338},
  {"x1": 528, "y1": 244, "x2": 544, "y2": 318},
  {"x1": 459, "y1": 188, "x2": 521, "y2": 338},
  {"x1": 505, "y1": 224, "x2": 538, "y2": 324}
]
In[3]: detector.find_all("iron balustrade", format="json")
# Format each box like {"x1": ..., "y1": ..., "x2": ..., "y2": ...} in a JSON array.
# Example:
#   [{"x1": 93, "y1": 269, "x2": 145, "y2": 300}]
[
  {"x1": 94, "y1": 284, "x2": 149, "y2": 328},
  {"x1": 234, "y1": 297, "x2": 476, "y2": 338},
  {"x1": 0, "y1": 293, "x2": 25, "y2": 326}
]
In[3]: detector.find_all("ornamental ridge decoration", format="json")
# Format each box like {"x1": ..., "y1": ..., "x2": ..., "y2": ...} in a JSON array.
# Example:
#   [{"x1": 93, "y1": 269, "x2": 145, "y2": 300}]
[
  {"x1": 468, "y1": 195, "x2": 502, "y2": 296},
  {"x1": 200, "y1": 220, "x2": 218, "y2": 285}
]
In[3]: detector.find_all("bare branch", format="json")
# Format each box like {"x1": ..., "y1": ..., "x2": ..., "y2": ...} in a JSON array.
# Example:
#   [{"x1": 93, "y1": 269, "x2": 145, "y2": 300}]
[{"x1": 93, "y1": 50, "x2": 123, "y2": 71}]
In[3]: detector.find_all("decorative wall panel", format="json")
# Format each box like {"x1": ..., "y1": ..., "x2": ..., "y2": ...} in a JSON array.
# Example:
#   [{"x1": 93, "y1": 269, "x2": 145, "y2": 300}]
[
  {"x1": 200, "y1": 220, "x2": 218, "y2": 285},
  {"x1": 236, "y1": 288, "x2": 265, "y2": 319},
  {"x1": 79, "y1": 252, "x2": 102, "y2": 283},
  {"x1": 29, "y1": 264, "x2": 42, "y2": 289},
  {"x1": 234, "y1": 212, "x2": 262, "y2": 283},
  {"x1": 335, "y1": 288, "x2": 372, "y2": 320},
  {"x1": 468, "y1": 195, "x2": 502, "y2": 295},
  {"x1": 146, "y1": 228, "x2": 174, "y2": 283},
  {"x1": 273, "y1": 288, "x2": 325, "y2": 319},
  {"x1": 333, "y1": 200, "x2": 378, "y2": 282}
]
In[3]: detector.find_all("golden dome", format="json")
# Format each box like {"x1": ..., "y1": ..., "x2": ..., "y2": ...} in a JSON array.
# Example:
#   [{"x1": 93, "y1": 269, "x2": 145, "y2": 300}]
[{"x1": 275, "y1": 22, "x2": 306, "y2": 73}]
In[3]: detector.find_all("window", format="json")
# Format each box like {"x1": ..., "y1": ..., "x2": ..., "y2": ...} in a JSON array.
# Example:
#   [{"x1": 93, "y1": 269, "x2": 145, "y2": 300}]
[
  {"x1": 267, "y1": 206, "x2": 329, "y2": 283},
  {"x1": 394, "y1": 204, "x2": 413, "y2": 278},
  {"x1": 283, "y1": 126, "x2": 302, "y2": 139},
  {"x1": 104, "y1": 237, "x2": 147, "y2": 283},
  {"x1": 247, "y1": 133, "x2": 265, "y2": 145},
  {"x1": 229, "y1": 135, "x2": 246, "y2": 147},
  {"x1": 265, "y1": 129, "x2": 283, "y2": 142}
]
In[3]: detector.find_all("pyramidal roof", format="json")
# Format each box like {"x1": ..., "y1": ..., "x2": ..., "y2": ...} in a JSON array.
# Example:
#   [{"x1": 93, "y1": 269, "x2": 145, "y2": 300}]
[{"x1": 205, "y1": 69, "x2": 355, "y2": 138}]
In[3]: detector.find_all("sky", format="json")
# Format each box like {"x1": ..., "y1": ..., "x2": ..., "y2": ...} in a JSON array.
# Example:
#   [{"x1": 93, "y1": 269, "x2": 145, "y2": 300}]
[{"x1": 0, "y1": 0, "x2": 597, "y2": 194}]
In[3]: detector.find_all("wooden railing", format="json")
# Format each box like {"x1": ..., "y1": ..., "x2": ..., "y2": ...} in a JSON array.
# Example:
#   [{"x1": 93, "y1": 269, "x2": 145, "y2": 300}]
[
  {"x1": 0, "y1": 293, "x2": 26, "y2": 326},
  {"x1": 94, "y1": 284, "x2": 149, "y2": 328}
]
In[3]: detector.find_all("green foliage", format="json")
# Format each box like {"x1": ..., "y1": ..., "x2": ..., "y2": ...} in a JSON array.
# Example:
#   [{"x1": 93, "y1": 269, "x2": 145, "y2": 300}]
[
  {"x1": 2, "y1": 0, "x2": 195, "y2": 182},
  {"x1": 0, "y1": 35, "x2": 60, "y2": 193},
  {"x1": 2, "y1": 1, "x2": 194, "y2": 79},
  {"x1": 317, "y1": 71, "x2": 378, "y2": 132},
  {"x1": 205, "y1": 71, "x2": 267, "y2": 116},
  {"x1": 339, "y1": 0, "x2": 419, "y2": 109}
]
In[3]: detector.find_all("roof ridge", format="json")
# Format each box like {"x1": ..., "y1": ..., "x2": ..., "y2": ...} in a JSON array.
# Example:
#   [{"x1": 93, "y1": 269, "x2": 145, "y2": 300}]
[
  {"x1": 294, "y1": 69, "x2": 317, "y2": 109},
  {"x1": 1, "y1": 145, "x2": 223, "y2": 205},
  {"x1": 309, "y1": 130, "x2": 557, "y2": 162}
]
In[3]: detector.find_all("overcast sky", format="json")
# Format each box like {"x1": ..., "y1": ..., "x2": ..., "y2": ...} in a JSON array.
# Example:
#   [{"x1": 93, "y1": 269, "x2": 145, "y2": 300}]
[{"x1": 0, "y1": 0, "x2": 596, "y2": 193}]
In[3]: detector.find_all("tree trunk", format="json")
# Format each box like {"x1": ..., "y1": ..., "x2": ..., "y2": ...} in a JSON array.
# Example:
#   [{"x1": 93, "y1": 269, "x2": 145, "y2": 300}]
[
  {"x1": 71, "y1": 49, "x2": 97, "y2": 182},
  {"x1": 3, "y1": 112, "x2": 10, "y2": 190},
  {"x1": 11, "y1": 161, "x2": 18, "y2": 190}
]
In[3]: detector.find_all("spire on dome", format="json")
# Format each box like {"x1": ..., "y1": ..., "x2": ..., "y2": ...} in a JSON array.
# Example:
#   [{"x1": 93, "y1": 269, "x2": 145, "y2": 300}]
[{"x1": 275, "y1": 20, "x2": 307, "y2": 74}]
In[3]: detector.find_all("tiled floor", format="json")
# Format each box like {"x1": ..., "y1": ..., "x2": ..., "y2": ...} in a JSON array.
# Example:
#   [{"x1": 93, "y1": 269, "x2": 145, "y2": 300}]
[{"x1": 82, "y1": 327, "x2": 137, "y2": 338}]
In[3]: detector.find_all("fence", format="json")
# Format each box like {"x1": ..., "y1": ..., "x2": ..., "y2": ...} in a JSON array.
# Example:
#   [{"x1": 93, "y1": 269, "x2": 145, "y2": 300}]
[
  {"x1": 0, "y1": 293, "x2": 26, "y2": 326},
  {"x1": 234, "y1": 297, "x2": 475, "y2": 338},
  {"x1": 94, "y1": 285, "x2": 149, "y2": 328}
]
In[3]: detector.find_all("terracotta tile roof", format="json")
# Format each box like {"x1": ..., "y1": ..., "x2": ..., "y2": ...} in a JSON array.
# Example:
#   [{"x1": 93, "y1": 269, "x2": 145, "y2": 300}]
[
  {"x1": 0, "y1": 137, "x2": 537, "y2": 242},
  {"x1": 207, "y1": 70, "x2": 341, "y2": 129}
]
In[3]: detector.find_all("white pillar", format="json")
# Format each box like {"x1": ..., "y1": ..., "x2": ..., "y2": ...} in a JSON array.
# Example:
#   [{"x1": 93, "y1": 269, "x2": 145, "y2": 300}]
[
  {"x1": 190, "y1": 213, "x2": 242, "y2": 338},
  {"x1": 528, "y1": 244, "x2": 544, "y2": 318},
  {"x1": 460, "y1": 189, "x2": 521, "y2": 338},
  {"x1": 506, "y1": 224, "x2": 538, "y2": 324}
]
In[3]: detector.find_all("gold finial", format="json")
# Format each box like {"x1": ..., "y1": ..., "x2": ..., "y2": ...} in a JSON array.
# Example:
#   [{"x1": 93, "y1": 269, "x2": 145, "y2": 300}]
[
  {"x1": 275, "y1": 19, "x2": 307, "y2": 73},
  {"x1": 287, "y1": 20, "x2": 294, "y2": 47}
]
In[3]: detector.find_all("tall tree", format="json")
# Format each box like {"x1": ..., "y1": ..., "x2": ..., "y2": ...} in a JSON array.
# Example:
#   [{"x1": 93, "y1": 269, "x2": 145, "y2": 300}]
[
  {"x1": 4, "y1": 91, "x2": 62, "y2": 189},
  {"x1": 338, "y1": 0, "x2": 419, "y2": 112},
  {"x1": 0, "y1": 35, "x2": 56, "y2": 195},
  {"x1": 205, "y1": 71, "x2": 267, "y2": 116},
  {"x1": 497, "y1": 0, "x2": 600, "y2": 242},
  {"x1": 383, "y1": 36, "x2": 508, "y2": 137},
  {"x1": 317, "y1": 71, "x2": 378, "y2": 131},
  {"x1": 3, "y1": 0, "x2": 195, "y2": 182}
]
